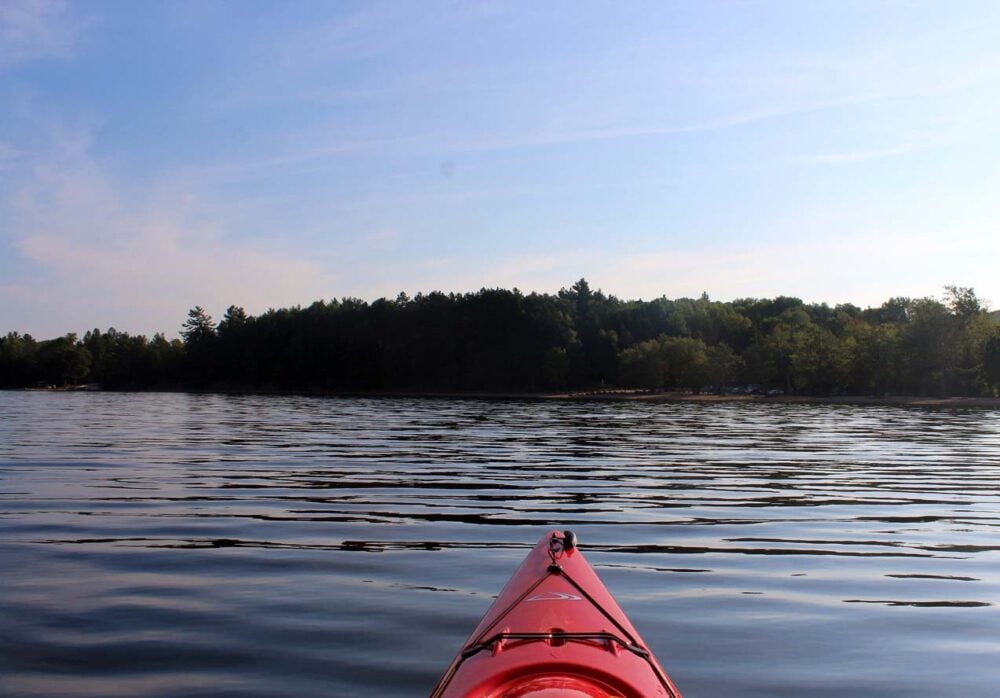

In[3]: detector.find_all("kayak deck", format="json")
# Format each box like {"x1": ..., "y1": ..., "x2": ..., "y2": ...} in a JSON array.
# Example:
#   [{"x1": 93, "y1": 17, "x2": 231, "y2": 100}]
[{"x1": 431, "y1": 531, "x2": 682, "y2": 697}]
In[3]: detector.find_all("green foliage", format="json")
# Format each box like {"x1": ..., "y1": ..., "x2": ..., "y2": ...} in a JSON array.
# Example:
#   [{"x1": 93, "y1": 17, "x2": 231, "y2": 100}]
[
  {"x1": 707, "y1": 343, "x2": 742, "y2": 392},
  {"x1": 1, "y1": 283, "x2": 997, "y2": 396},
  {"x1": 848, "y1": 323, "x2": 903, "y2": 395},
  {"x1": 660, "y1": 336, "x2": 713, "y2": 392},
  {"x1": 619, "y1": 339, "x2": 667, "y2": 390},
  {"x1": 0, "y1": 332, "x2": 39, "y2": 387},
  {"x1": 944, "y1": 285, "x2": 983, "y2": 320},
  {"x1": 82, "y1": 327, "x2": 183, "y2": 388},
  {"x1": 981, "y1": 330, "x2": 1000, "y2": 395},
  {"x1": 36, "y1": 334, "x2": 91, "y2": 386}
]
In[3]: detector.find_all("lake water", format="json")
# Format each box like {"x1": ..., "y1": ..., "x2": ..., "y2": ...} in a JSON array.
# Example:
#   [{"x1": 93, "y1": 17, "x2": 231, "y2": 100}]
[{"x1": 1, "y1": 392, "x2": 999, "y2": 697}]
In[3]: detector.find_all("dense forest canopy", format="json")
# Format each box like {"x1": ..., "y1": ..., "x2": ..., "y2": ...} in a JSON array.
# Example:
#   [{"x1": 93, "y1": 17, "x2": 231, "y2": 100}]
[{"x1": 3, "y1": 281, "x2": 1000, "y2": 396}]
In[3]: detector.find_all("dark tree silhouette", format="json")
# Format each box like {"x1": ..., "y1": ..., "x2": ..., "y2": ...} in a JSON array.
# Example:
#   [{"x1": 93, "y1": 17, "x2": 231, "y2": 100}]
[{"x1": 1, "y1": 283, "x2": 997, "y2": 396}]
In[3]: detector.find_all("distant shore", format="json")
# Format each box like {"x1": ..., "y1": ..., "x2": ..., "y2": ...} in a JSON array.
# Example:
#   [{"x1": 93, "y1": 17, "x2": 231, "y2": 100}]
[
  {"x1": 549, "y1": 391, "x2": 1000, "y2": 408},
  {"x1": 14, "y1": 385, "x2": 1000, "y2": 408}
]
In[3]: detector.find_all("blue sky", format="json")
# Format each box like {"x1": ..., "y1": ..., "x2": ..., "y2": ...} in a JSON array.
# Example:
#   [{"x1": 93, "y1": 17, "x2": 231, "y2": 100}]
[{"x1": 2, "y1": 0, "x2": 999, "y2": 337}]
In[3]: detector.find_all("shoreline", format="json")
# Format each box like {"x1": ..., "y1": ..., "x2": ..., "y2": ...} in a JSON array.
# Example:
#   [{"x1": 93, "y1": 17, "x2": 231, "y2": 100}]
[
  {"x1": 549, "y1": 391, "x2": 1000, "y2": 408},
  {"x1": 12, "y1": 386, "x2": 1000, "y2": 408}
]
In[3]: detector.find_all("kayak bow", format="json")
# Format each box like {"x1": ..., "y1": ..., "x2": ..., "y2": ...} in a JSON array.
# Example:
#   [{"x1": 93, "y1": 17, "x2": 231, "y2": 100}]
[{"x1": 431, "y1": 531, "x2": 682, "y2": 697}]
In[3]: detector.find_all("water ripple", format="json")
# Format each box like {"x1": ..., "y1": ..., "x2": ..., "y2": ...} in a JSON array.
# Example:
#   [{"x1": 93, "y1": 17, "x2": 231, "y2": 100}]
[{"x1": 1, "y1": 392, "x2": 999, "y2": 697}]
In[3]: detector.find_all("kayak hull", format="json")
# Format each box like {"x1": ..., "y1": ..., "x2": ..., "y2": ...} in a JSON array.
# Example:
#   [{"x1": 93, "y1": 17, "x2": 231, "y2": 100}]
[{"x1": 431, "y1": 531, "x2": 682, "y2": 698}]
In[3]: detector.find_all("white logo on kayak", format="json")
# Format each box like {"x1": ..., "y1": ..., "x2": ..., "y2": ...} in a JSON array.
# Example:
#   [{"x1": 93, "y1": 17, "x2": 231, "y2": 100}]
[{"x1": 526, "y1": 591, "x2": 582, "y2": 601}]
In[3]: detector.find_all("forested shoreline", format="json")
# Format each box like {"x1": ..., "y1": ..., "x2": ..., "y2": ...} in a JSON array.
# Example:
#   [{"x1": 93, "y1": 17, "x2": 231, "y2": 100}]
[{"x1": 2, "y1": 280, "x2": 999, "y2": 397}]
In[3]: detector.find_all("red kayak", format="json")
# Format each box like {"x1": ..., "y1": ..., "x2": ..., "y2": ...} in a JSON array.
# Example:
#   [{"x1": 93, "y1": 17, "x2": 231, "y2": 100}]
[{"x1": 431, "y1": 531, "x2": 682, "y2": 697}]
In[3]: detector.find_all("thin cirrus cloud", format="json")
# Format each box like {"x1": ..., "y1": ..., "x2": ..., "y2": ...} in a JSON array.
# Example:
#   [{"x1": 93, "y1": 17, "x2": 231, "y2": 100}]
[
  {"x1": 4, "y1": 134, "x2": 337, "y2": 338},
  {"x1": 0, "y1": 0, "x2": 85, "y2": 69},
  {"x1": 197, "y1": 12, "x2": 1000, "y2": 177},
  {"x1": 801, "y1": 138, "x2": 954, "y2": 166},
  {"x1": 0, "y1": 140, "x2": 21, "y2": 167}
]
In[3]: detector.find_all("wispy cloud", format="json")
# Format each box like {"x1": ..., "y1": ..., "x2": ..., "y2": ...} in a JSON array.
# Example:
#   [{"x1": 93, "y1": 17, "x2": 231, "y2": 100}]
[
  {"x1": 163, "y1": 0, "x2": 1000, "y2": 198},
  {"x1": 1, "y1": 127, "x2": 338, "y2": 337},
  {"x1": 0, "y1": 140, "x2": 21, "y2": 169},
  {"x1": 802, "y1": 138, "x2": 954, "y2": 165},
  {"x1": 427, "y1": 65, "x2": 1000, "y2": 156},
  {"x1": 216, "y1": 3, "x2": 465, "y2": 113},
  {"x1": 0, "y1": 0, "x2": 86, "y2": 70},
  {"x1": 201, "y1": 53, "x2": 1000, "y2": 175}
]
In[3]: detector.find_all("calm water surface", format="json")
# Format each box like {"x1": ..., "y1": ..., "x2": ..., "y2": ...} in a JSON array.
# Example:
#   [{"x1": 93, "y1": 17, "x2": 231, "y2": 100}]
[{"x1": 1, "y1": 392, "x2": 999, "y2": 697}]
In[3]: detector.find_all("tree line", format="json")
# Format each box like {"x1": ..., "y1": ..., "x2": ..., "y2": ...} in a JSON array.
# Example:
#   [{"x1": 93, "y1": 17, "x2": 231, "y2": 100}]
[{"x1": 2, "y1": 280, "x2": 999, "y2": 396}]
